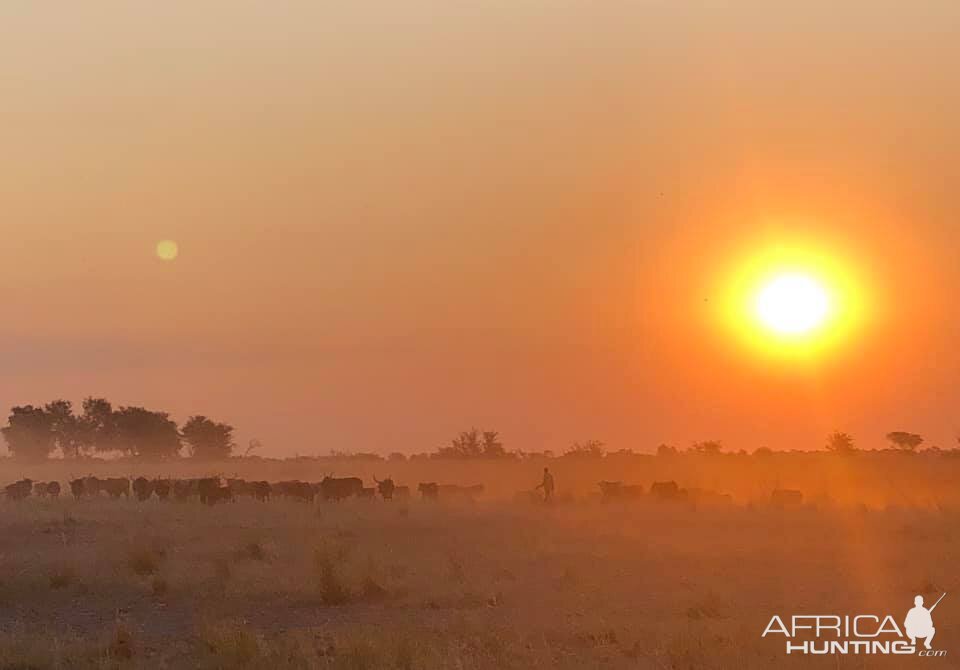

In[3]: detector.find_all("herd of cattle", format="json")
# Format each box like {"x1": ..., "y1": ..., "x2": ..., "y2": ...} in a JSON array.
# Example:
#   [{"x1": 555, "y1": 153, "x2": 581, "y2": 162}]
[
  {"x1": 1, "y1": 475, "x2": 488, "y2": 506},
  {"x1": 2, "y1": 475, "x2": 804, "y2": 508},
  {"x1": 591, "y1": 480, "x2": 803, "y2": 507}
]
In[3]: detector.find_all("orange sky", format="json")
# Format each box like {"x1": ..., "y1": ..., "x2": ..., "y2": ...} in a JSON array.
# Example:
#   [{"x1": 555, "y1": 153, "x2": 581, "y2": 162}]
[{"x1": 2, "y1": 2, "x2": 959, "y2": 455}]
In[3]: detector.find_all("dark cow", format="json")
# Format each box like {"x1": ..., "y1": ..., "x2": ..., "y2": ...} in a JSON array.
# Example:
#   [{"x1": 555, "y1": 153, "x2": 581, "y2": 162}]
[
  {"x1": 359, "y1": 487, "x2": 376, "y2": 499},
  {"x1": 288, "y1": 481, "x2": 316, "y2": 503},
  {"x1": 227, "y1": 478, "x2": 251, "y2": 497},
  {"x1": 198, "y1": 478, "x2": 233, "y2": 506},
  {"x1": 771, "y1": 489, "x2": 803, "y2": 507},
  {"x1": 320, "y1": 477, "x2": 363, "y2": 502},
  {"x1": 33, "y1": 481, "x2": 61, "y2": 498},
  {"x1": 273, "y1": 481, "x2": 315, "y2": 502},
  {"x1": 101, "y1": 478, "x2": 130, "y2": 499},
  {"x1": 173, "y1": 478, "x2": 199, "y2": 501},
  {"x1": 418, "y1": 482, "x2": 439, "y2": 500},
  {"x1": 374, "y1": 476, "x2": 396, "y2": 500},
  {"x1": 650, "y1": 481, "x2": 686, "y2": 501},
  {"x1": 80, "y1": 476, "x2": 103, "y2": 497},
  {"x1": 68, "y1": 476, "x2": 103, "y2": 498},
  {"x1": 154, "y1": 479, "x2": 172, "y2": 501},
  {"x1": 5, "y1": 479, "x2": 33, "y2": 501},
  {"x1": 251, "y1": 481, "x2": 271, "y2": 502},
  {"x1": 132, "y1": 477, "x2": 154, "y2": 502}
]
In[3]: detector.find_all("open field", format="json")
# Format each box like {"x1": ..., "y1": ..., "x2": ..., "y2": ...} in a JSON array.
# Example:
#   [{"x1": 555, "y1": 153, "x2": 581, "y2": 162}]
[{"x1": 0, "y1": 455, "x2": 956, "y2": 669}]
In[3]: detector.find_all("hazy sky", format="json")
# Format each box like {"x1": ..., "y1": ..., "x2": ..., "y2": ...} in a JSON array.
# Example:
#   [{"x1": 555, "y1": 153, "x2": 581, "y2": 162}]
[{"x1": 2, "y1": 2, "x2": 959, "y2": 455}]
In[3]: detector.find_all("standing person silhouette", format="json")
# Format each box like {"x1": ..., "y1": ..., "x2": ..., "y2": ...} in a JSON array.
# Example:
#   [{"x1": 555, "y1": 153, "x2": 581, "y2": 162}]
[{"x1": 535, "y1": 467, "x2": 555, "y2": 503}]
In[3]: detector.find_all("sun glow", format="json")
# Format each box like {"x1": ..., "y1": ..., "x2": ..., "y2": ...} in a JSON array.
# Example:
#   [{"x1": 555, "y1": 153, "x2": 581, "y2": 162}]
[
  {"x1": 754, "y1": 273, "x2": 831, "y2": 335},
  {"x1": 718, "y1": 240, "x2": 867, "y2": 358}
]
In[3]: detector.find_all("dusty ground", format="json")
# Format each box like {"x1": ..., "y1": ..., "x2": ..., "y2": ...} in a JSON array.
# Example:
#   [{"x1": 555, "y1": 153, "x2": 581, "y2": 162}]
[{"x1": 0, "y1": 492, "x2": 955, "y2": 669}]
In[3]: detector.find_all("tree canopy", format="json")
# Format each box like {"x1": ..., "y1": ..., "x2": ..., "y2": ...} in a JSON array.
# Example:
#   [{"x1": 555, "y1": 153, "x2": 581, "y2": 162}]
[{"x1": 1, "y1": 398, "x2": 233, "y2": 460}]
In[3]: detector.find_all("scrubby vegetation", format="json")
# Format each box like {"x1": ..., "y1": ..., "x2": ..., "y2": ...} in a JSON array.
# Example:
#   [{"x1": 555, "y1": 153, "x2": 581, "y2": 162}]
[{"x1": 0, "y1": 481, "x2": 955, "y2": 668}]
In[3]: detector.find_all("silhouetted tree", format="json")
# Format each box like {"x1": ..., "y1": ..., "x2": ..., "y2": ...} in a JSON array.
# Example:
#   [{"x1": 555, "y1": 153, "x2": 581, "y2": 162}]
[
  {"x1": 2, "y1": 406, "x2": 56, "y2": 460},
  {"x1": 44, "y1": 399, "x2": 83, "y2": 458},
  {"x1": 481, "y1": 431, "x2": 507, "y2": 458},
  {"x1": 656, "y1": 444, "x2": 678, "y2": 457},
  {"x1": 825, "y1": 431, "x2": 856, "y2": 453},
  {"x1": 436, "y1": 429, "x2": 483, "y2": 458},
  {"x1": 753, "y1": 446, "x2": 773, "y2": 456},
  {"x1": 181, "y1": 415, "x2": 235, "y2": 460},
  {"x1": 243, "y1": 438, "x2": 262, "y2": 457},
  {"x1": 564, "y1": 440, "x2": 606, "y2": 458},
  {"x1": 113, "y1": 406, "x2": 181, "y2": 459},
  {"x1": 886, "y1": 431, "x2": 923, "y2": 452},
  {"x1": 691, "y1": 440, "x2": 723, "y2": 454},
  {"x1": 388, "y1": 452, "x2": 407, "y2": 462},
  {"x1": 79, "y1": 397, "x2": 117, "y2": 453}
]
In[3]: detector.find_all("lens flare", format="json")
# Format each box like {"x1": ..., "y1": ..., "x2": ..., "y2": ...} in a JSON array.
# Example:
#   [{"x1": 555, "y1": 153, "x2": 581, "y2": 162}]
[{"x1": 156, "y1": 240, "x2": 179, "y2": 261}]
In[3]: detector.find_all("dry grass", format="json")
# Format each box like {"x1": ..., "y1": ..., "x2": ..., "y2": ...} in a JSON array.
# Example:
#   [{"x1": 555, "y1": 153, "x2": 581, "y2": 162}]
[{"x1": 0, "y1": 458, "x2": 957, "y2": 668}]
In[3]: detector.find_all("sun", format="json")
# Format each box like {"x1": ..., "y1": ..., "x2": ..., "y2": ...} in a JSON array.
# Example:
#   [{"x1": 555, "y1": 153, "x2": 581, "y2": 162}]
[
  {"x1": 716, "y1": 238, "x2": 868, "y2": 359},
  {"x1": 156, "y1": 240, "x2": 179, "y2": 261},
  {"x1": 754, "y1": 273, "x2": 830, "y2": 335}
]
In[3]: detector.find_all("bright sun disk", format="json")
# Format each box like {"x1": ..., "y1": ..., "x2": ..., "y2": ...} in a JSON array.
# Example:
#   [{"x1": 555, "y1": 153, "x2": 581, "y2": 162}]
[{"x1": 754, "y1": 273, "x2": 830, "y2": 335}]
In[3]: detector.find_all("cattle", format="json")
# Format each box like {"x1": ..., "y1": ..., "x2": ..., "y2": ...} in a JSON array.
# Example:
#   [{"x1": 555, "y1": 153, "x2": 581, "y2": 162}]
[
  {"x1": 69, "y1": 476, "x2": 103, "y2": 498},
  {"x1": 4, "y1": 479, "x2": 33, "y2": 501},
  {"x1": 288, "y1": 481, "x2": 316, "y2": 503},
  {"x1": 771, "y1": 489, "x2": 803, "y2": 507},
  {"x1": 650, "y1": 480, "x2": 687, "y2": 501},
  {"x1": 132, "y1": 477, "x2": 154, "y2": 502},
  {"x1": 101, "y1": 478, "x2": 130, "y2": 499},
  {"x1": 418, "y1": 482, "x2": 439, "y2": 500},
  {"x1": 70, "y1": 478, "x2": 86, "y2": 499},
  {"x1": 173, "y1": 478, "x2": 199, "y2": 501},
  {"x1": 320, "y1": 477, "x2": 363, "y2": 502},
  {"x1": 251, "y1": 481, "x2": 271, "y2": 502},
  {"x1": 359, "y1": 487, "x2": 376, "y2": 499},
  {"x1": 154, "y1": 479, "x2": 172, "y2": 501},
  {"x1": 33, "y1": 481, "x2": 61, "y2": 498},
  {"x1": 227, "y1": 478, "x2": 252, "y2": 497},
  {"x1": 374, "y1": 476, "x2": 396, "y2": 500},
  {"x1": 598, "y1": 481, "x2": 644, "y2": 502},
  {"x1": 272, "y1": 480, "x2": 315, "y2": 502},
  {"x1": 198, "y1": 478, "x2": 233, "y2": 506},
  {"x1": 82, "y1": 476, "x2": 103, "y2": 497}
]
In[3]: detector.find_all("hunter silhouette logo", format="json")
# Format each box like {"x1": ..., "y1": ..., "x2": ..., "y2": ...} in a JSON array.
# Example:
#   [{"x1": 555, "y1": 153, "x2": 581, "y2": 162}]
[
  {"x1": 906, "y1": 593, "x2": 944, "y2": 650},
  {"x1": 762, "y1": 593, "x2": 947, "y2": 657}
]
